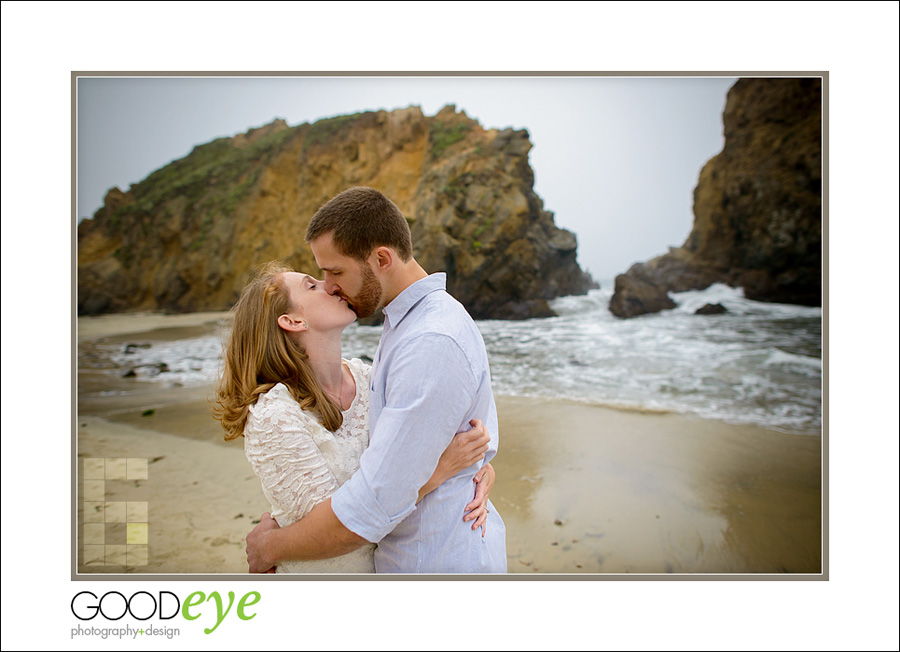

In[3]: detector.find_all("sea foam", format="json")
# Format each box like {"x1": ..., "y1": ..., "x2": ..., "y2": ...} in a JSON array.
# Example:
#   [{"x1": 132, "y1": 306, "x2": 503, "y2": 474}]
[{"x1": 88, "y1": 284, "x2": 822, "y2": 435}]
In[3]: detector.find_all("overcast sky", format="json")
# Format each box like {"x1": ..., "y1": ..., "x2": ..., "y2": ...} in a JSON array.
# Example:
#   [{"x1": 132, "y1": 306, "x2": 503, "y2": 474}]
[{"x1": 77, "y1": 75, "x2": 736, "y2": 281}]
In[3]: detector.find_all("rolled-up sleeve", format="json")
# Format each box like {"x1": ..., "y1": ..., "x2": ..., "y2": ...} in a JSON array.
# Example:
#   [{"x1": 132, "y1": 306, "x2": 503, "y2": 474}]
[{"x1": 332, "y1": 332, "x2": 476, "y2": 543}]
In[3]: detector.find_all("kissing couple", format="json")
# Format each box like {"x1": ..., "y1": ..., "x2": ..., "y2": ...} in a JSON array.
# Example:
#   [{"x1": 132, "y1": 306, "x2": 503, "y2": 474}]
[{"x1": 215, "y1": 186, "x2": 507, "y2": 573}]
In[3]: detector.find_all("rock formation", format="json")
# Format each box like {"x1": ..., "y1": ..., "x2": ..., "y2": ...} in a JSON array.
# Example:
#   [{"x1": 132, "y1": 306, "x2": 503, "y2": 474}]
[
  {"x1": 78, "y1": 106, "x2": 595, "y2": 319},
  {"x1": 695, "y1": 303, "x2": 727, "y2": 315},
  {"x1": 609, "y1": 78, "x2": 822, "y2": 318}
]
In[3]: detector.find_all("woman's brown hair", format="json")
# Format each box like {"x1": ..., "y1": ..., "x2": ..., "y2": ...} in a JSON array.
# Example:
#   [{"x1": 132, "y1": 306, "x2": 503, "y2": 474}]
[{"x1": 214, "y1": 261, "x2": 343, "y2": 440}]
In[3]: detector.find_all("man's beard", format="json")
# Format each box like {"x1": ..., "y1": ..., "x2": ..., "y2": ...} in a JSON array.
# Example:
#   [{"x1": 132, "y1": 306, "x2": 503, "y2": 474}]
[{"x1": 347, "y1": 262, "x2": 382, "y2": 319}]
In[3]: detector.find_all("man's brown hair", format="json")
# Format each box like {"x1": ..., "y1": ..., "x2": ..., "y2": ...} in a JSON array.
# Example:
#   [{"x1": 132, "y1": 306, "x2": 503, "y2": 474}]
[{"x1": 305, "y1": 187, "x2": 413, "y2": 262}]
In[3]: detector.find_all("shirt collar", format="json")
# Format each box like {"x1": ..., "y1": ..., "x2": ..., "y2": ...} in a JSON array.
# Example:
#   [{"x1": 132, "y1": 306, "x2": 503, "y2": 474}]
[{"x1": 383, "y1": 273, "x2": 446, "y2": 328}]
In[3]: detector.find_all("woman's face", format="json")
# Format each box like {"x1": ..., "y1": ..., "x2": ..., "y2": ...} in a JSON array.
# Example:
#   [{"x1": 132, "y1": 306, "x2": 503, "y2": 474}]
[{"x1": 280, "y1": 272, "x2": 356, "y2": 334}]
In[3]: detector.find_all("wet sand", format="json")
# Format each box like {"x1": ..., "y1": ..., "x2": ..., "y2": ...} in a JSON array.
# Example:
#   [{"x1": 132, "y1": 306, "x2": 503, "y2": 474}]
[
  {"x1": 494, "y1": 398, "x2": 821, "y2": 574},
  {"x1": 75, "y1": 312, "x2": 822, "y2": 575}
]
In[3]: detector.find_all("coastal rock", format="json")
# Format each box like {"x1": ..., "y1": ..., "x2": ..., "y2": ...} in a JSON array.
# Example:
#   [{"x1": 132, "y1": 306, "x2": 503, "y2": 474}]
[
  {"x1": 121, "y1": 362, "x2": 170, "y2": 378},
  {"x1": 695, "y1": 303, "x2": 727, "y2": 315},
  {"x1": 609, "y1": 78, "x2": 822, "y2": 318},
  {"x1": 608, "y1": 268, "x2": 675, "y2": 319},
  {"x1": 78, "y1": 106, "x2": 596, "y2": 319}
]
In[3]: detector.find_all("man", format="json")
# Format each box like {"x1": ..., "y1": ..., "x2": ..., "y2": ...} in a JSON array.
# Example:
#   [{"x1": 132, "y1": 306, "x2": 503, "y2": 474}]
[{"x1": 245, "y1": 186, "x2": 507, "y2": 573}]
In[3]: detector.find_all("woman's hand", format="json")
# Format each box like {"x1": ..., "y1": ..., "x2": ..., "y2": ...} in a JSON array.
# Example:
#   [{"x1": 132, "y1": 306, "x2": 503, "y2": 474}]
[
  {"x1": 463, "y1": 462, "x2": 495, "y2": 537},
  {"x1": 439, "y1": 419, "x2": 490, "y2": 477},
  {"x1": 417, "y1": 419, "x2": 490, "y2": 503}
]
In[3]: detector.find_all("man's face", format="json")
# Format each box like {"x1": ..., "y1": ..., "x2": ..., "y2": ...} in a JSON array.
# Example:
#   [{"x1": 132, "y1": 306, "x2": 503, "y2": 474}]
[{"x1": 309, "y1": 232, "x2": 383, "y2": 319}]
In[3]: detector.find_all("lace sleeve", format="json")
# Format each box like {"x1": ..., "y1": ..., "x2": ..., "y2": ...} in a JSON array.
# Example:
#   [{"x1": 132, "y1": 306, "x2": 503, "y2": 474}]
[{"x1": 244, "y1": 385, "x2": 340, "y2": 527}]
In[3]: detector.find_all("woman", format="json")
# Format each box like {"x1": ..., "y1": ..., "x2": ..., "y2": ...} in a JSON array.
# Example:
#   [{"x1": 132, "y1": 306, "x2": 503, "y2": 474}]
[{"x1": 215, "y1": 262, "x2": 494, "y2": 573}]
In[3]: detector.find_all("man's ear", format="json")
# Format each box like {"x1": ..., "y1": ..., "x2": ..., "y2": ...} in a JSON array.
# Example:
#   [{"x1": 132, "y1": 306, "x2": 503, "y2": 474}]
[
  {"x1": 277, "y1": 314, "x2": 307, "y2": 332},
  {"x1": 369, "y1": 246, "x2": 394, "y2": 273}
]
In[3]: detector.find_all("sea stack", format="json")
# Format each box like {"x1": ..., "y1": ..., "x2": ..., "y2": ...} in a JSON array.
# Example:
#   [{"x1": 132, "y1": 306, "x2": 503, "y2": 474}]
[
  {"x1": 77, "y1": 106, "x2": 596, "y2": 320},
  {"x1": 609, "y1": 78, "x2": 822, "y2": 319}
]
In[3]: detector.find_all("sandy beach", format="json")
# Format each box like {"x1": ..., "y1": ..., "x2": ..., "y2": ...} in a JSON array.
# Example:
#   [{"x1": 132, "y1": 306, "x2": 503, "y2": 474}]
[{"x1": 76, "y1": 312, "x2": 822, "y2": 576}]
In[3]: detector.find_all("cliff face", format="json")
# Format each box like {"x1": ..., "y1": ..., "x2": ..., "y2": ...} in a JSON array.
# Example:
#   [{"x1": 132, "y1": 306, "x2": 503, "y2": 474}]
[
  {"x1": 78, "y1": 106, "x2": 595, "y2": 319},
  {"x1": 609, "y1": 78, "x2": 822, "y2": 318}
]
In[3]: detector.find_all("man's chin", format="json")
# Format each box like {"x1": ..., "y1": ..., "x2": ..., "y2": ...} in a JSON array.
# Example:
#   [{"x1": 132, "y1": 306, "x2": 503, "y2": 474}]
[{"x1": 351, "y1": 305, "x2": 376, "y2": 319}]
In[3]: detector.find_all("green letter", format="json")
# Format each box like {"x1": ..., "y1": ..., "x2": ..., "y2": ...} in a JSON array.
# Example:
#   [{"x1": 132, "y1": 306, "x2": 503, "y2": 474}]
[
  {"x1": 237, "y1": 592, "x2": 261, "y2": 621},
  {"x1": 182, "y1": 592, "x2": 205, "y2": 621},
  {"x1": 203, "y1": 591, "x2": 236, "y2": 635}
]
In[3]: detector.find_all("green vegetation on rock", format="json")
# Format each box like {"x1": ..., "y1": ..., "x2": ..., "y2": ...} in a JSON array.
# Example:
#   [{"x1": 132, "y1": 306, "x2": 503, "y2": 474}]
[
  {"x1": 304, "y1": 113, "x2": 362, "y2": 148},
  {"x1": 439, "y1": 171, "x2": 473, "y2": 198},
  {"x1": 429, "y1": 120, "x2": 471, "y2": 159},
  {"x1": 127, "y1": 126, "x2": 295, "y2": 219}
]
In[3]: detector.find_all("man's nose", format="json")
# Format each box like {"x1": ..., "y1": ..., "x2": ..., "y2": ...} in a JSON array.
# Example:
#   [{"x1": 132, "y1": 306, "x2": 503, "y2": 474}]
[{"x1": 323, "y1": 275, "x2": 339, "y2": 295}]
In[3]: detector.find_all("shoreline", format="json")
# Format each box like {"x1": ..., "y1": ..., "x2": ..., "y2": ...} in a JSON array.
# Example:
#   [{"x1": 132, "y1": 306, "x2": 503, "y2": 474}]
[
  {"x1": 76, "y1": 313, "x2": 823, "y2": 575},
  {"x1": 78, "y1": 309, "x2": 821, "y2": 437}
]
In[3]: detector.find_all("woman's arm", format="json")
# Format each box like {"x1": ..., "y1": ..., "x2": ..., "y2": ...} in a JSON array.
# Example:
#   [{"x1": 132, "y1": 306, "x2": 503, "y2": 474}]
[
  {"x1": 243, "y1": 388, "x2": 346, "y2": 570},
  {"x1": 416, "y1": 419, "x2": 490, "y2": 503}
]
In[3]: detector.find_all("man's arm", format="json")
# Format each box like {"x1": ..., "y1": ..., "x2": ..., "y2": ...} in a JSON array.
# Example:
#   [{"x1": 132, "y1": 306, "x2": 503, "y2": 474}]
[
  {"x1": 245, "y1": 418, "x2": 490, "y2": 571},
  {"x1": 245, "y1": 498, "x2": 367, "y2": 573}
]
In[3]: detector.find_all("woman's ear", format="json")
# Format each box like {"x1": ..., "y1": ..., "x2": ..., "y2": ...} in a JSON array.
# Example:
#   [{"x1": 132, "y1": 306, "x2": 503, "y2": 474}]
[{"x1": 277, "y1": 314, "x2": 307, "y2": 332}]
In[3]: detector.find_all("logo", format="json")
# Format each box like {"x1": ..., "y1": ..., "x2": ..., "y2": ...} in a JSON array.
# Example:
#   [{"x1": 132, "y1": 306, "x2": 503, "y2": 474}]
[{"x1": 71, "y1": 590, "x2": 260, "y2": 636}]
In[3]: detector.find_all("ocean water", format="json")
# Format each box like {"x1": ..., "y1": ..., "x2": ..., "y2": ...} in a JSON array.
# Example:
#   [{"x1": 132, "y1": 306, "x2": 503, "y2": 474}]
[
  {"x1": 102, "y1": 284, "x2": 822, "y2": 435},
  {"x1": 480, "y1": 284, "x2": 822, "y2": 435}
]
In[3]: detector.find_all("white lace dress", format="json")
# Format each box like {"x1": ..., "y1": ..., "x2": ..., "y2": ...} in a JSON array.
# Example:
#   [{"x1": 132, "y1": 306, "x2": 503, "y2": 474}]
[{"x1": 243, "y1": 358, "x2": 376, "y2": 573}]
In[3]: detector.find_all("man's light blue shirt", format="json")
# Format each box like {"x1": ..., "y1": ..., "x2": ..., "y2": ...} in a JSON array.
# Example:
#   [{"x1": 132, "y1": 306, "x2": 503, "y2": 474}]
[{"x1": 331, "y1": 273, "x2": 507, "y2": 573}]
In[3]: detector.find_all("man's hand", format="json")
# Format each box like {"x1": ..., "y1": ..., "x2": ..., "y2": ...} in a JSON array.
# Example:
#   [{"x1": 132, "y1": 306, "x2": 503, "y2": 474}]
[{"x1": 246, "y1": 512, "x2": 280, "y2": 573}]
